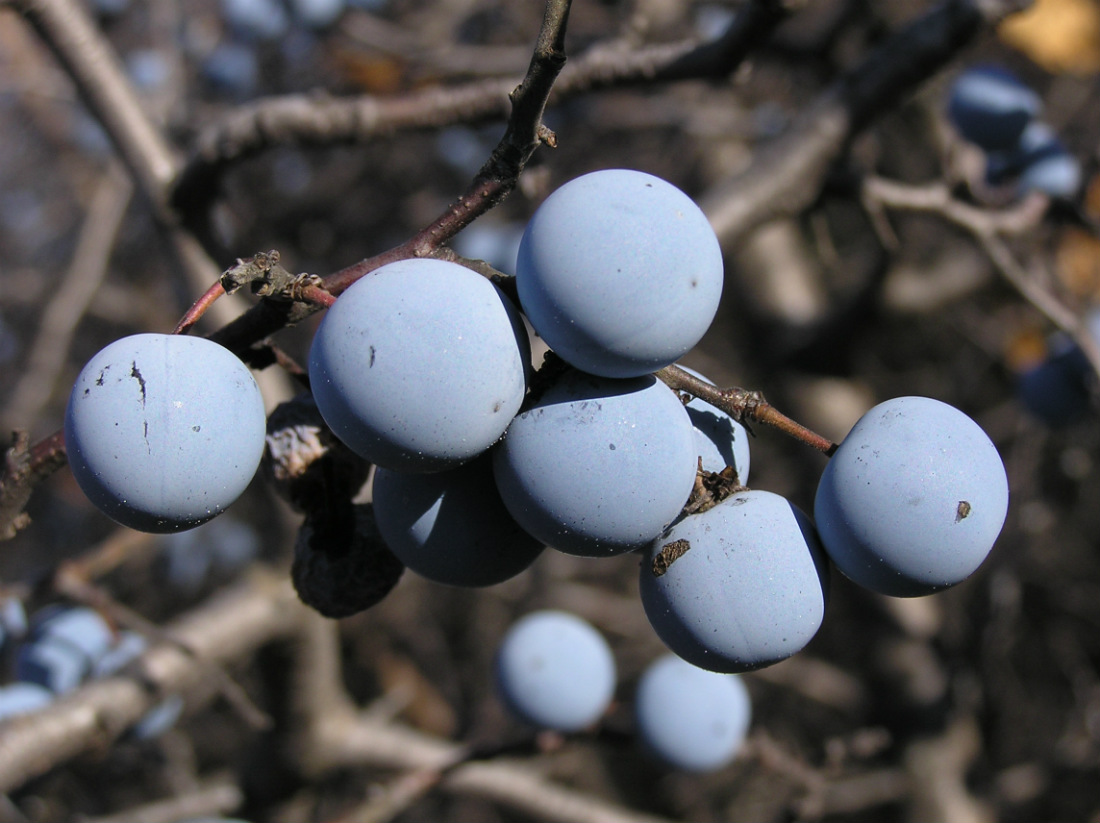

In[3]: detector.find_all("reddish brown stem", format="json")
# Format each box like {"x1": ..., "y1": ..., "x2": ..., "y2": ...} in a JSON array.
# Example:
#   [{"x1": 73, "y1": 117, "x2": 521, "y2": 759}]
[
  {"x1": 298, "y1": 283, "x2": 337, "y2": 308},
  {"x1": 656, "y1": 365, "x2": 839, "y2": 456},
  {"x1": 323, "y1": 0, "x2": 571, "y2": 296},
  {"x1": 174, "y1": 280, "x2": 227, "y2": 335},
  {"x1": 751, "y1": 401, "x2": 839, "y2": 457}
]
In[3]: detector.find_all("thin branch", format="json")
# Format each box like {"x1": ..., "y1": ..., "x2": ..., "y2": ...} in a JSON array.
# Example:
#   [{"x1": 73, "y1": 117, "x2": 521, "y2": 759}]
[
  {"x1": 289, "y1": 613, "x2": 674, "y2": 823},
  {"x1": 307, "y1": 688, "x2": 677, "y2": 823},
  {"x1": 0, "y1": 429, "x2": 66, "y2": 541},
  {"x1": 657, "y1": 365, "x2": 839, "y2": 455},
  {"x1": 2, "y1": 160, "x2": 132, "y2": 430},
  {"x1": 6, "y1": 0, "x2": 257, "y2": 332},
  {"x1": 52, "y1": 568, "x2": 272, "y2": 730},
  {"x1": 861, "y1": 177, "x2": 1050, "y2": 238},
  {"x1": 172, "y1": 0, "x2": 788, "y2": 219},
  {"x1": 861, "y1": 175, "x2": 1100, "y2": 377},
  {"x1": 321, "y1": 0, "x2": 571, "y2": 293},
  {"x1": 7, "y1": 0, "x2": 177, "y2": 216}
]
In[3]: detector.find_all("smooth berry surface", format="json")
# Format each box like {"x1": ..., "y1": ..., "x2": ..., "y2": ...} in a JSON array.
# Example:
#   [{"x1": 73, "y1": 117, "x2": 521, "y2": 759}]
[
  {"x1": 679, "y1": 366, "x2": 751, "y2": 481},
  {"x1": 947, "y1": 65, "x2": 1041, "y2": 151},
  {"x1": 495, "y1": 610, "x2": 616, "y2": 732},
  {"x1": 634, "y1": 654, "x2": 751, "y2": 772},
  {"x1": 516, "y1": 169, "x2": 723, "y2": 377},
  {"x1": 66, "y1": 333, "x2": 266, "y2": 533},
  {"x1": 493, "y1": 369, "x2": 697, "y2": 557},
  {"x1": 309, "y1": 258, "x2": 530, "y2": 472},
  {"x1": 373, "y1": 454, "x2": 544, "y2": 587},
  {"x1": 814, "y1": 396, "x2": 1009, "y2": 597},
  {"x1": 640, "y1": 490, "x2": 829, "y2": 673}
]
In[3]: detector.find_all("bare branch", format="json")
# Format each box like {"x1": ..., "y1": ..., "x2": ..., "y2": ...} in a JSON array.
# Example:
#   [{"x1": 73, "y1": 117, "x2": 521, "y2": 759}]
[
  {"x1": 7, "y1": 0, "x2": 177, "y2": 216},
  {"x1": 701, "y1": 0, "x2": 1032, "y2": 248},
  {"x1": 0, "y1": 571, "x2": 302, "y2": 793},
  {"x1": 861, "y1": 176, "x2": 1100, "y2": 378},
  {"x1": 0, "y1": 429, "x2": 66, "y2": 541},
  {"x1": 171, "y1": 0, "x2": 788, "y2": 222},
  {"x1": 657, "y1": 365, "x2": 839, "y2": 455},
  {"x1": 276, "y1": 0, "x2": 576, "y2": 295},
  {"x1": 287, "y1": 613, "x2": 675, "y2": 823}
]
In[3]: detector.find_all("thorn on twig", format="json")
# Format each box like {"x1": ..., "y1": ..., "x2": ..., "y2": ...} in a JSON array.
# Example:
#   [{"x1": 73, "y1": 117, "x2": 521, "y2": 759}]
[{"x1": 537, "y1": 124, "x2": 558, "y2": 148}]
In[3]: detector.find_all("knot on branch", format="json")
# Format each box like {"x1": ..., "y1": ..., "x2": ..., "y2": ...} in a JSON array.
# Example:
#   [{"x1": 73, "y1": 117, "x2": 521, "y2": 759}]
[
  {"x1": 725, "y1": 388, "x2": 767, "y2": 423},
  {"x1": 220, "y1": 251, "x2": 333, "y2": 308}
]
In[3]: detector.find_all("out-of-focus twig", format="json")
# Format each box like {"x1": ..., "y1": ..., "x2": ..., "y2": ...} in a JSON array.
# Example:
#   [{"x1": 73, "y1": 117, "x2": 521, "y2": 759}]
[
  {"x1": 0, "y1": 429, "x2": 66, "y2": 541},
  {"x1": 53, "y1": 567, "x2": 272, "y2": 730},
  {"x1": 861, "y1": 176, "x2": 1100, "y2": 378},
  {"x1": 173, "y1": 0, "x2": 788, "y2": 221},
  {"x1": 341, "y1": 11, "x2": 533, "y2": 77},
  {"x1": 289, "y1": 612, "x2": 674, "y2": 823},
  {"x1": 5, "y1": 0, "x2": 176, "y2": 215},
  {"x1": 4, "y1": 0, "x2": 251, "y2": 328},
  {"x1": 1, "y1": 160, "x2": 132, "y2": 432},
  {"x1": 81, "y1": 778, "x2": 245, "y2": 823},
  {"x1": 904, "y1": 715, "x2": 993, "y2": 823},
  {"x1": 701, "y1": 0, "x2": 1034, "y2": 249},
  {"x1": 0, "y1": 570, "x2": 302, "y2": 794}
]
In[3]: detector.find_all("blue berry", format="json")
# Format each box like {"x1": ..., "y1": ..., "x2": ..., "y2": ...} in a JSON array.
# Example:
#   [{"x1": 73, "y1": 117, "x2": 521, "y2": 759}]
[
  {"x1": 373, "y1": 454, "x2": 544, "y2": 587},
  {"x1": 1015, "y1": 123, "x2": 1082, "y2": 198},
  {"x1": 221, "y1": 0, "x2": 290, "y2": 40},
  {"x1": 202, "y1": 42, "x2": 260, "y2": 100},
  {"x1": 640, "y1": 490, "x2": 829, "y2": 672},
  {"x1": 679, "y1": 366, "x2": 751, "y2": 481},
  {"x1": 1016, "y1": 335, "x2": 1092, "y2": 427},
  {"x1": 15, "y1": 606, "x2": 114, "y2": 694},
  {"x1": 495, "y1": 610, "x2": 616, "y2": 732},
  {"x1": 0, "y1": 683, "x2": 53, "y2": 722},
  {"x1": 66, "y1": 333, "x2": 267, "y2": 533},
  {"x1": 492, "y1": 369, "x2": 697, "y2": 557},
  {"x1": 814, "y1": 396, "x2": 1009, "y2": 597},
  {"x1": 289, "y1": 0, "x2": 345, "y2": 28},
  {"x1": 516, "y1": 169, "x2": 723, "y2": 378},
  {"x1": 634, "y1": 654, "x2": 751, "y2": 771},
  {"x1": 947, "y1": 65, "x2": 1041, "y2": 151},
  {"x1": 309, "y1": 259, "x2": 530, "y2": 472}
]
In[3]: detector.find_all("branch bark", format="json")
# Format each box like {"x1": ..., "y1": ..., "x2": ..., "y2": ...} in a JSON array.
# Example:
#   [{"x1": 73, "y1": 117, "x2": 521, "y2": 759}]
[{"x1": 171, "y1": 0, "x2": 788, "y2": 222}]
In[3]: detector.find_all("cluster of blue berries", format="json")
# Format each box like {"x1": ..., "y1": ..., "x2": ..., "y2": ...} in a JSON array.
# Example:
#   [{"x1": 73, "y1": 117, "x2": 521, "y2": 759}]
[
  {"x1": 494, "y1": 610, "x2": 752, "y2": 773},
  {"x1": 0, "y1": 602, "x2": 181, "y2": 737},
  {"x1": 947, "y1": 65, "x2": 1081, "y2": 199},
  {"x1": 64, "y1": 169, "x2": 1010, "y2": 742}
]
